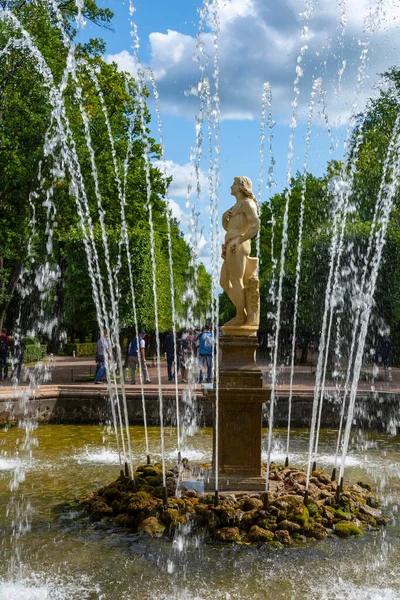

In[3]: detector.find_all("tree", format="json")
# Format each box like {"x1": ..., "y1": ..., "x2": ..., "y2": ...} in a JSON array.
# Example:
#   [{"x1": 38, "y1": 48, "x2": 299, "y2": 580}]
[{"x1": 0, "y1": 0, "x2": 212, "y2": 347}]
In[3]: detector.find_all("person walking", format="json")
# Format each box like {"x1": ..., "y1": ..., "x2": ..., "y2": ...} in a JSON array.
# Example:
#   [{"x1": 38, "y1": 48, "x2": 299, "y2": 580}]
[
  {"x1": 11, "y1": 336, "x2": 25, "y2": 382},
  {"x1": 164, "y1": 329, "x2": 176, "y2": 382},
  {"x1": 0, "y1": 328, "x2": 11, "y2": 381},
  {"x1": 178, "y1": 329, "x2": 195, "y2": 383},
  {"x1": 379, "y1": 333, "x2": 392, "y2": 370},
  {"x1": 94, "y1": 331, "x2": 111, "y2": 384},
  {"x1": 198, "y1": 325, "x2": 213, "y2": 384},
  {"x1": 128, "y1": 331, "x2": 151, "y2": 384}
]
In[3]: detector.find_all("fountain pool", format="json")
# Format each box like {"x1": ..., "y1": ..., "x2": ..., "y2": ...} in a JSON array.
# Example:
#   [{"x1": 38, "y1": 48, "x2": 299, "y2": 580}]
[{"x1": 0, "y1": 424, "x2": 399, "y2": 599}]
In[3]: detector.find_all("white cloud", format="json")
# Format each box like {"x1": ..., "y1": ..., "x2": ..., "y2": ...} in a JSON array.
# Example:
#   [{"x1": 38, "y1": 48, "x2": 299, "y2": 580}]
[
  {"x1": 106, "y1": 49, "x2": 137, "y2": 78},
  {"x1": 167, "y1": 198, "x2": 189, "y2": 226},
  {"x1": 153, "y1": 159, "x2": 208, "y2": 200},
  {"x1": 106, "y1": 0, "x2": 400, "y2": 126}
]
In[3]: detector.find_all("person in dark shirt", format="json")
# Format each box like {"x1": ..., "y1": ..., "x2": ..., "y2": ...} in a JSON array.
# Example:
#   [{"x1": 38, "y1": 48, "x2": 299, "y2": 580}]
[
  {"x1": 379, "y1": 333, "x2": 392, "y2": 369},
  {"x1": 11, "y1": 336, "x2": 25, "y2": 382},
  {"x1": 164, "y1": 329, "x2": 177, "y2": 382},
  {"x1": 0, "y1": 328, "x2": 11, "y2": 380}
]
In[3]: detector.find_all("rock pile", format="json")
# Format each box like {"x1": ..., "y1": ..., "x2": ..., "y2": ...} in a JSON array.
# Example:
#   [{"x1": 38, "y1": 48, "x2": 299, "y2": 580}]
[{"x1": 79, "y1": 463, "x2": 388, "y2": 546}]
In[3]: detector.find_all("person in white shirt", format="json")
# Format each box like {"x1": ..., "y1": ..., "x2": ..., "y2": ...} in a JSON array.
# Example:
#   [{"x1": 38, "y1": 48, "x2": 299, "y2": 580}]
[
  {"x1": 128, "y1": 330, "x2": 151, "y2": 384},
  {"x1": 94, "y1": 331, "x2": 111, "y2": 383}
]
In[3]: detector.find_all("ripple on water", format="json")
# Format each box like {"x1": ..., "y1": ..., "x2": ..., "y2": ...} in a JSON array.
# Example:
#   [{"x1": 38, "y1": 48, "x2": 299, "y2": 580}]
[
  {"x1": 0, "y1": 458, "x2": 19, "y2": 471},
  {"x1": 318, "y1": 581, "x2": 400, "y2": 600},
  {"x1": 0, "y1": 576, "x2": 103, "y2": 600},
  {"x1": 261, "y1": 450, "x2": 362, "y2": 468},
  {"x1": 73, "y1": 447, "x2": 120, "y2": 465},
  {"x1": 163, "y1": 449, "x2": 209, "y2": 462}
]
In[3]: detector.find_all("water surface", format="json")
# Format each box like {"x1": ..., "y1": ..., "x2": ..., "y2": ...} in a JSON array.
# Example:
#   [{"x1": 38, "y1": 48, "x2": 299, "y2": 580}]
[{"x1": 0, "y1": 425, "x2": 399, "y2": 599}]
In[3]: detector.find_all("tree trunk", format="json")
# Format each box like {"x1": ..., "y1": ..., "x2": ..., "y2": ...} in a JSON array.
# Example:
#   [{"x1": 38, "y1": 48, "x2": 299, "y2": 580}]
[
  {"x1": 0, "y1": 259, "x2": 23, "y2": 330},
  {"x1": 49, "y1": 246, "x2": 66, "y2": 354}
]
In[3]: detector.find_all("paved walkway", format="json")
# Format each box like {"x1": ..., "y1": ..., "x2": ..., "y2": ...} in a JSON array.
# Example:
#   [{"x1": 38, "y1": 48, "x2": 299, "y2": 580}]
[{"x1": 0, "y1": 355, "x2": 399, "y2": 396}]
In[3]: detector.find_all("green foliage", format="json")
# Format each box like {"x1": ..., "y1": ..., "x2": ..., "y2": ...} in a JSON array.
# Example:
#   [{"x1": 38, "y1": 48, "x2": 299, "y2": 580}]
[
  {"x1": 61, "y1": 342, "x2": 97, "y2": 357},
  {"x1": 257, "y1": 68, "x2": 400, "y2": 363},
  {"x1": 0, "y1": 0, "x2": 211, "y2": 343},
  {"x1": 24, "y1": 343, "x2": 47, "y2": 364}
]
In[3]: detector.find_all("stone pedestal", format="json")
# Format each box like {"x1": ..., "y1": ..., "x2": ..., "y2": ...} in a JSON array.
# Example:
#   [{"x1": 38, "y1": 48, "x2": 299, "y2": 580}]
[{"x1": 203, "y1": 336, "x2": 271, "y2": 491}]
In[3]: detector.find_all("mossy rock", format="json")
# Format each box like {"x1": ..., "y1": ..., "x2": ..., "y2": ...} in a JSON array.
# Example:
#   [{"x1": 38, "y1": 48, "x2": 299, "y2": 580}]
[
  {"x1": 146, "y1": 475, "x2": 163, "y2": 487},
  {"x1": 134, "y1": 464, "x2": 149, "y2": 473},
  {"x1": 335, "y1": 508, "x2": 353, "y2": 521},
  {"x1": 133, "y1": 476, "x2": 147, "y2": 488},
  {"x1": 240, "y1": 509, "x2": 258, "y2": 531},
  {"x1": 90, "y1": 500, "x2": 113, "y2": 521},
  {"x1": 199, "y1": 494, "x2": 214, "y2": 505},
  {"x1": 357, "y1": 481, "x2": 373, "y2": 492},
  {"x1": 194, "y1": 503, "x2": 209, "y2": 516},
  {"x1": 138, "y1": 484, "x2": 155, "y2": 494},
  {"x1": 159, "y1": 508, "x2": 185, "y2": 528},
  {"x1": 277, "y1": 519, "x2": 301, "y2": 532},
  {"x1": 153, "y1": 485, "x2": 175, "y2": 499},
  {"x1": 248, "y1": 525, "x2": 274, "y2": 542},
  {"x1": 137, "y1": 516, "x2": 165, "y2": 538},
  {"x1": 307, "y1": 501, "x2": 320, "y2": 518},
  {"x1": 292, "y1": 532, "x2": 307, "y2": 543},
  {"x1": 274, "y1": 530, "x2": 291, "y2": 545},
  {"x1": 127, "y1": 491, "x2": 155, "y2": 513},
  {"x1": 291, "y1": 506, "x2": 309, "y2": 527},
  {"x1": 312, "y1": 469, "x2": 331, "y2": 484},
  {"x1": 275, "y1": 495, "x2": 305, "y2": 509},
  {"x1": 113, "y1": 513, "x2": 137, "y2": 529},
  {"x1": 306, "y1": 523, "x2": 328, "y2": 540},
  {"x1": 213, "y1": 506, "x2": 238, "y2": 527},
  {"x1": 214, "y1": 527, "x2": 240, "y2": 543},
  {"x1": 207, "y1": 510, "x2": 220, "y2": 532},
  {"x1": 171, "y1": 498, "x2": 186, "y2": 509},
  {"x1": 334, "y1": 521, "x2": 363, "y2": 538},
  {"x1": 257, "y1": 517, "x2": 277, "y2": 532},
  {"x1": 111, "y1": 499, "x2": 122, "y2": 515},
  {"x1": 141, "y1": 466, "x2": 163, "y2": 478},
  {"x1": 183, "y1": 500, "x2": 196, "y2": 514},
  {"x1": 103, "y1": 487, "x2": 122, "y2": 503},
  {"x1": 241, "y1": 497, "x2": 263, "y2": 512}
]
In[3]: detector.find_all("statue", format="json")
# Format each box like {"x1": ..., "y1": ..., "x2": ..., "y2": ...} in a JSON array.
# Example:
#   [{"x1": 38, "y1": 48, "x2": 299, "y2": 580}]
[{"x1": 220, "y1": 176, "x2": 260, "y2": 333}]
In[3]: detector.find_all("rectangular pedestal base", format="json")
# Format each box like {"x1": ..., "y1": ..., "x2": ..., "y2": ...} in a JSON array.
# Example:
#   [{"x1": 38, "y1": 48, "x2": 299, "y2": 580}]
[{"x1": 204, "y1": 474, "x2": 266, "y2": 492}]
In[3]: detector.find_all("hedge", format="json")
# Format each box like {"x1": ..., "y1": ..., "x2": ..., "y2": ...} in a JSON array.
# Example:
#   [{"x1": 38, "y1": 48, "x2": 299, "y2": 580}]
[
  {"x1": 24, "y1": 344, "x2": 47, "y2": 364},
  {"x1": 61, "y1": 342, "x2": 97, "y2": 357}
]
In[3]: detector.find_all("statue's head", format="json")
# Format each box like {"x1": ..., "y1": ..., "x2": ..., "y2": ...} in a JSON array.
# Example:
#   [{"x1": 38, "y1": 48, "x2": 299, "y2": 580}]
[{"x1": 234, "y1": 176, "x2": 257, "y2": 203}]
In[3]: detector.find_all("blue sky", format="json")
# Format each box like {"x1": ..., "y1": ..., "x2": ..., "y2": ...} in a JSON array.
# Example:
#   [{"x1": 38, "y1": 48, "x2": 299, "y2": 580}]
[{"x1": 77, "y1": 0, "x2": 400, "y2": 266}]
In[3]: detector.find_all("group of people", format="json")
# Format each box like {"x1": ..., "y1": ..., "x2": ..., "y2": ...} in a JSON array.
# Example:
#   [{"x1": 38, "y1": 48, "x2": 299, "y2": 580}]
[
  {"x1": 0, "y1": 328, "x2": 25, "y2": 382},
  {"x1": 93, "y1": 326, "x2": 216, "y2": 385},
  {"x1": 164, "y1": 325, "x2": 214, "y2": 384},
  {"x1": 94, "y1": 329, "x2": 151, "y2": 385}
]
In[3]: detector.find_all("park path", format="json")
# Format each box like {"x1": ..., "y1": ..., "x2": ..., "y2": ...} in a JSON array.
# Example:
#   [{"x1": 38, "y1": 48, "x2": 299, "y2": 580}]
[{"x1": 0, "y1": 354, "x2": 399, "y2": 396}]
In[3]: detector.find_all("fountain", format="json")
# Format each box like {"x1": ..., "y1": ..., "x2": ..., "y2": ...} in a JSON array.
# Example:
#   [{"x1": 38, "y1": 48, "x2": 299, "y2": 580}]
[
  {"x1": 1, "y1": 0, "x2": 400, "y2": 598},
  {"x1": 203, "y1": 175, "x2": 270, "y2": 493}
]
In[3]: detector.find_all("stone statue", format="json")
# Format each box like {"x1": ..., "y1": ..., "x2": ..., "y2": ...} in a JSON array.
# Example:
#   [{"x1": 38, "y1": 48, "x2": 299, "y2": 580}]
[{"x1": 220, "y1": 176, "x2": 260, "y2": 333}]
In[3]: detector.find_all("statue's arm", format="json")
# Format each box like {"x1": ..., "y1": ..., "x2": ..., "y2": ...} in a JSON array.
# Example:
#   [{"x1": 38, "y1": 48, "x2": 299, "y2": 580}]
[
  {"x1": 240, "y1": 200, "x2": 260, "y2": 243},
  {"x1": 222, "y1": 208, "x2": 232, "y2": 230}
]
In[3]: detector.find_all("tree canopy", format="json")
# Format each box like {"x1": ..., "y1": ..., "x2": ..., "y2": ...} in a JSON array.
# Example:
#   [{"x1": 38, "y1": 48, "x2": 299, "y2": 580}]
[
  {"x1": 254, "y1": 69, "x2": 400, "y2": 364},
  {"x1": 0, "y1": 0, "x2": 211, "y2": 347}
]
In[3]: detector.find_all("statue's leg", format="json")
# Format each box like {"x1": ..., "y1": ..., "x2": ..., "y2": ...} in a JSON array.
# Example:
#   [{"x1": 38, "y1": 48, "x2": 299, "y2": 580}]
[{"x1": 223, "y1": 243, "x2": 247, "y2": 325}]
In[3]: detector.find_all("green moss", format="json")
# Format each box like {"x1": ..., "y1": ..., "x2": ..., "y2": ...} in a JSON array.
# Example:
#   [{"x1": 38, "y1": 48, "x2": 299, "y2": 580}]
[
  {"x1": 334, "y1": 521, "x2": 363, "y2": 538},
  {"x1": 141, "y1": 466, "x2": 162, "y2": 478},
  {"x1": 307, "y1": 502, "x2": 320, "y2": 518},
  {"x1": 335, "y1": 508, "x2": 353, "y2": 521},
  {"x1": 103, "y1": 487, "x2": 121, "y2": 503},
  {"x1": 146, "y1": 474, "x2": 163, "y2": 487},
  {"x1": 292, "y1": 506, "x2": 309, "y2": 526},
  {"x1": 248, "y1": 525, "x2": 274, "y2": 542}
]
